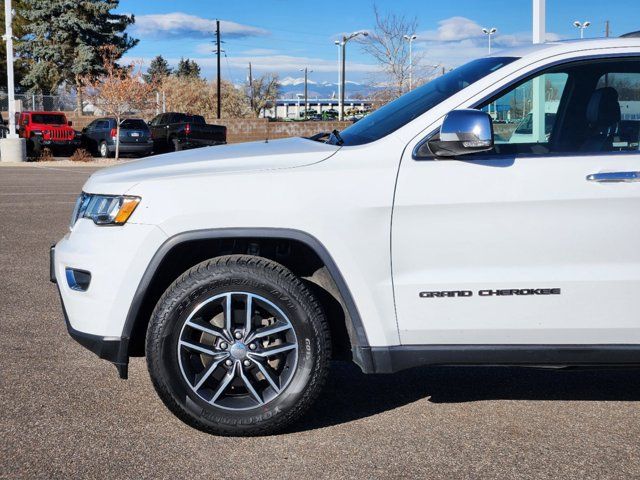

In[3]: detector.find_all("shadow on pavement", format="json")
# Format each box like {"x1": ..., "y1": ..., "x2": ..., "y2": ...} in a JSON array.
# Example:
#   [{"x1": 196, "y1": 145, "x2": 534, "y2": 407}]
[{"x1": 290, "y1": 361, "x2": 640, "y2": 432}]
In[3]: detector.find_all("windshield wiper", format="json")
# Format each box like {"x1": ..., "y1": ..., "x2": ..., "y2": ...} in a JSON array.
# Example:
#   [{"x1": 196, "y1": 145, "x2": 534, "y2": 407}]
[{"x1": 329, "y1": 129, "x2": 344, "y2": 146}]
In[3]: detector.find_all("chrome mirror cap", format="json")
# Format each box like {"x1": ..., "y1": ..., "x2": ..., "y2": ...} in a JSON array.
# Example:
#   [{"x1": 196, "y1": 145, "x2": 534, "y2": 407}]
[{"x1": 429, "y1": 109, "x2": 494, "y2": 157}]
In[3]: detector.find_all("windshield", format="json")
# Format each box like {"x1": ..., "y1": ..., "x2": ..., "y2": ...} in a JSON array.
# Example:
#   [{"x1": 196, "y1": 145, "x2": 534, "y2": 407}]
[
  {"x1": 336, "y1": 57, "x2": 518, "y2": 146},
  {"x1": 32, "y1": 114, "x2": 67, "y2": 125}
]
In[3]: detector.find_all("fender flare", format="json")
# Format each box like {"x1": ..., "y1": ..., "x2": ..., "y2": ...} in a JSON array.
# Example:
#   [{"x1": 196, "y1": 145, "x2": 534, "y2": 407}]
[{"x1": 122, "y1": 228, "x2": 372, "y2": 368}]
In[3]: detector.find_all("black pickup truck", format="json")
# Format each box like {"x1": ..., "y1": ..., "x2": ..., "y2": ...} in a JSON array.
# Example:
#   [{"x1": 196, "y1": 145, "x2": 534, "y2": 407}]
[{"x1": 148, "y1": 112, "x2": 226, "y2": 152}]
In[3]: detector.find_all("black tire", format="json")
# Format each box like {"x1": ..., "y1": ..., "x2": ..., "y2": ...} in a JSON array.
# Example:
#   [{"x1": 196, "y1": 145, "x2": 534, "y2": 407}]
[
  {"x1": 171, "y1": 137, "x2": 182, "y2": 152},
  {"x1": 146, "y1": 255, "x2": 331, "y2": 436},
  {"x1": 29, "y1": 136, "x2": 42, "y2": 157}
]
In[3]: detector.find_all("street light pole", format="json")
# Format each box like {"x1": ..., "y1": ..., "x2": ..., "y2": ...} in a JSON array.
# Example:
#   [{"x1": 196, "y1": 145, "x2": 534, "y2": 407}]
[
  {"x1": 339, "y1": 30, "x2": 368, "y2": 121},
  {"x1": 4, "y1": 0, "x2": 17, "y2": 139},
  {"x1": 403, "y1": 34, "x2": 417, "y2": 91},
  {"x1": 573, "y1": 20, "x2": 591, "y2": 39},
  {"x1": 482, "y1": 27, "x2": 497, "y2": 55}
]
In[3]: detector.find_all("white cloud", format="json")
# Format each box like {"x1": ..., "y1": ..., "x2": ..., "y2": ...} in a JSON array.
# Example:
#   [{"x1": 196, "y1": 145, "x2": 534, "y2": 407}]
[
  {"x1": 123, "y1": 53, "x2": 379, "y2": 82},
  {"x1": 420, "y1": 17, "x2": 484, "y2": 42},
  {"x1": 413, "y1": 16, "x2": 564, "y2": 69},
  {"x1": 134, "y1": 13, "x2": 269, "y2": 39}
]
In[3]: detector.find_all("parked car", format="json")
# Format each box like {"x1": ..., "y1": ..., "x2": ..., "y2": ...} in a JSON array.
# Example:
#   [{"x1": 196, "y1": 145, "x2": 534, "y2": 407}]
[
  {"x1": 148, "y1": 112, "x2": 226, "y2": 152},
  {"x1": 17, "y1": 111, "x2": 80, "y2": 155},
  {"x1": 52, "y1": 36, "x2": 640, "y2": 436},
  {"x1": 82, "y1": 117, "x2": 154, "y2": 158}
]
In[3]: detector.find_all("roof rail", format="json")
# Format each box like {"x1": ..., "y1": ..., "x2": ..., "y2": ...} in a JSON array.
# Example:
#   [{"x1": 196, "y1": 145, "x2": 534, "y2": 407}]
[{"x1": 620, "y1": 30, "x2": 640, "y2": 38}]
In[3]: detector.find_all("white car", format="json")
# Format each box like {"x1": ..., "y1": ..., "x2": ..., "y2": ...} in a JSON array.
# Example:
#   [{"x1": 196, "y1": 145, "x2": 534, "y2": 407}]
[{"x1": 52, "y1": 37, "x2": 640, "y2": 436}]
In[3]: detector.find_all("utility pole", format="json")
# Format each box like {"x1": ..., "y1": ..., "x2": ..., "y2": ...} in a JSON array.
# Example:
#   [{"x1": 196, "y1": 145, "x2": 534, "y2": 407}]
[
  {"x1": 303, "y1": 68, "x2": 308, "y2": 119},
  {"x1": 216, "y1": 19, "x2": 221, "y2": 119},
  {"x1": 4, "y1": 0, "x2": 16, "y2": 139},
  {"x1": 299, "y1": 67, "x2": 313, "y2": 119},
  {"x1": 605, "y1": 20, "x2": 610, "y2": 37},
  {"x1": 248, "y1": 62, "x2": 253, "y2": 113}
]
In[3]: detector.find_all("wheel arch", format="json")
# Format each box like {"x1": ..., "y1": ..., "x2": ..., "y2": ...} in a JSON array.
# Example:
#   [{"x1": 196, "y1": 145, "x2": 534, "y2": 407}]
[{"x1": 123, "y1": 228, "x2": 373, "y2": 372}]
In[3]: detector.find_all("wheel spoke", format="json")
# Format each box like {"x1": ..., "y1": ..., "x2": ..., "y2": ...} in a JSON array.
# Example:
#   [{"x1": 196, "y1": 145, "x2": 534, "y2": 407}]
[
  {"x1": 209, "y1": 363, "x2": 237, "y2": 404},
  {"x1": 223, "y1": 293, "x2": 233, "y2": 334},
  {"x1": 244, "y1": 294, "x2": 253, "y2": 334},
  {"x1": 238, "y1": 363, "x2": 263, "y2": 404},
  {"x1": 246, "y1": 320, "x2": 292, "y2": 343},
  {"x1": 251, "y1": 358, "x2": 280, "y2": 393},
  {"x1": 185, "y1": 319, "x2": 227, "y2": 340},
  {"x1": 179, "y1": 340, "x2": 220, "y2": 357},
  {"x1": 248, "y1": 342, "x2": 297, "y2": 358},
  {"x1": 193, "y1": 353, "x2": 229, "y2": 390}
]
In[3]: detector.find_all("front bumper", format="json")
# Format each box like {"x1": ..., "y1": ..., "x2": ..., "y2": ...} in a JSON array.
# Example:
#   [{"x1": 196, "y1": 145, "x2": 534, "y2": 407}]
[
  {"x1": 41, "y1": 138, "x2": 81, "y2": 148},
  {"x1": 51, "y1": 221, "x2": 168, "y2": 378},
  {"x1": 51, "y1": 245, "x2": 129, "y2": 378}
]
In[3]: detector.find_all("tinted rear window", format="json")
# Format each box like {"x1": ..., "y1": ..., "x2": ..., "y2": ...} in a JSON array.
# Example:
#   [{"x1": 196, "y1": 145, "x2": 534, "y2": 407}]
[{"x1": 120, "y1": 119, "x2": 148, "y2": 130}]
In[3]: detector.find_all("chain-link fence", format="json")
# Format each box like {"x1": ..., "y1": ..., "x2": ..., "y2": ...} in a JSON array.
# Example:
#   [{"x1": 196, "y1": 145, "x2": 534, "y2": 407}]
[{"x1": 0, "y1": 93, "x2": 78, "y2": 112}]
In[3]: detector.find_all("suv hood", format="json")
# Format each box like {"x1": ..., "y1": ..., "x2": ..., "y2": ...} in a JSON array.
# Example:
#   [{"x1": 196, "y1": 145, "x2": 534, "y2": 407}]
[{"x1": 84, "y1": 137, "x2": 340, "y2": 194}]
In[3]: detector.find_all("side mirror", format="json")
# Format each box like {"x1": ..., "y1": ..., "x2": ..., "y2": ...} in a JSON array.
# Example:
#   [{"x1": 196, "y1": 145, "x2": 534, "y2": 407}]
[
  {"x1": 428, "y1": 109, "x2": 494, "y2": 157},
  {"x1": 68, "y1": 120, "x2": 73, "y2": 126}
]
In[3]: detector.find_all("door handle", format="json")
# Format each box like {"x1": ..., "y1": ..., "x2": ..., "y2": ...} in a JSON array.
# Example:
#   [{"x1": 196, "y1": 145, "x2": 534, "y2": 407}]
[{"x1": 586, "y1": 171, "x2": 640, "y2": 183}]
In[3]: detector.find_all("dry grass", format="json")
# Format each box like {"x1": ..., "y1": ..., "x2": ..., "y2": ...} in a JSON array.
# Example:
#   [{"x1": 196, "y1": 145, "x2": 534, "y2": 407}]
[
  {"x1": 69, "y1": 148, "x2": 94, "y2": 162},
  {"x1": 32, "y1": 147, "x2": 54, "y2": 162}
]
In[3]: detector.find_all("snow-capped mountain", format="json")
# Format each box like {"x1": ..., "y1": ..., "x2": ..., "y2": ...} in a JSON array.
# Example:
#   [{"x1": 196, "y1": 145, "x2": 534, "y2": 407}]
[{"x1": 277, "y1": 77, "x2": 379, "y2": 99}]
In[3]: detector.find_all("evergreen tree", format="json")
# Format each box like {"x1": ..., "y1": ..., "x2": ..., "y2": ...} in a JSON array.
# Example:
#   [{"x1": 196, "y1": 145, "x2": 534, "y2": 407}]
[
  {"x1": 175, "y1": 58, "x2": 201, "y2": 79},
  {"x1": 19, "y1": 0, "x2": 138, "y2": 112},
  {"x1": 144, "y1": 55, "x2": 172, "y2": 84}
]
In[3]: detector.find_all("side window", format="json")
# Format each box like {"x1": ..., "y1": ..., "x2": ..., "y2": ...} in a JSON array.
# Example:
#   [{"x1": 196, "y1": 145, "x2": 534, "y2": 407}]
[
  {"x1": 478, "y1": 72, "x2": 568, "y2": 155},
  {"x1": 596, "y1": 72, "x2": 640, "y2": 151},
  {"x1": 472, "y1": 57, "x2": 640, "y2": 157}
]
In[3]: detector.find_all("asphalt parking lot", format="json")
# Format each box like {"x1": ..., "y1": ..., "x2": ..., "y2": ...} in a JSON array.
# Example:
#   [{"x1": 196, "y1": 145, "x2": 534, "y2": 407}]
[{"x1": 1, "y1": 165, "x2": 639, "y2": 479}]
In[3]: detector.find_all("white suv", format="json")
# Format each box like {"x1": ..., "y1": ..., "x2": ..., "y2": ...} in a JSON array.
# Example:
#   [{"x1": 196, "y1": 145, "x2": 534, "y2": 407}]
[{"x1": 51, "y1": 38, "x2": 640, "y2": 435}]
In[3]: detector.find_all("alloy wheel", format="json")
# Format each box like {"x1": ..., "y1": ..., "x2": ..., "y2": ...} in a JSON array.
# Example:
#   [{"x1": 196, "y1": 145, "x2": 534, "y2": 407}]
[{"x1": 177, "y1": 292, "x2": 299, "y2": 411}]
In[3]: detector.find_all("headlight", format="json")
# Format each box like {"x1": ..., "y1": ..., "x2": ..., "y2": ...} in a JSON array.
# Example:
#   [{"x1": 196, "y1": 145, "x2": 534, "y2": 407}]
[{"x1": 70, "y1": 192, "x2": 140, "y2": 228}]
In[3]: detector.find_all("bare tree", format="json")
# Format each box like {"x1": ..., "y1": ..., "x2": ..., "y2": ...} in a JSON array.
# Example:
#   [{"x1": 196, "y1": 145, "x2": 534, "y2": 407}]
[
  {"x1": 82, "y1": 46, "x2": 155, "y2": 160},
  {"x1": 247, "y1": 74, "x2": 280, "y2": 118},
  {"x1": 361, "y1": 5, "x2": 419, "y2": 99}
]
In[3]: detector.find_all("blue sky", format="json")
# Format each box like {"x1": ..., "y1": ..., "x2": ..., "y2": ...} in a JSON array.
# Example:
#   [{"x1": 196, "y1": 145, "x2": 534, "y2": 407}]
[{"x1": 118, "y1": 0, "x2": 640, "y2": 85}]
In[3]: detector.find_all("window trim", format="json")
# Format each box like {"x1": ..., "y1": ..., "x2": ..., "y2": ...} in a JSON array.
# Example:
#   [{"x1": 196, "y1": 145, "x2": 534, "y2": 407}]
[{"x1": 412, "y1": 52, "x2": 640, "y2": 161}]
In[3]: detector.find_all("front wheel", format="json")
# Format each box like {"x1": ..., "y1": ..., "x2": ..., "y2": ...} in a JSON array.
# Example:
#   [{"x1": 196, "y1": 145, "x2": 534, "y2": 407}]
[{"x1": 146, "y1": 255, "x2": 331, "y2": 436}]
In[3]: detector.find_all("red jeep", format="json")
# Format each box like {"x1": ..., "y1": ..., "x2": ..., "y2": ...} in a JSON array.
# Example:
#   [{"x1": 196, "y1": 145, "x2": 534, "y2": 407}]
[{"x1": 17, "y1": 111, "x2": 80, "y2": 156}]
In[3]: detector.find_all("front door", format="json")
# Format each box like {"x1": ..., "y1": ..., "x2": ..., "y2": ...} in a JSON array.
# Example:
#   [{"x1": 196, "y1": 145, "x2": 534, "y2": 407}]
[{"x1": 392, "y1": 56, "x2": 640, "y2": 345}]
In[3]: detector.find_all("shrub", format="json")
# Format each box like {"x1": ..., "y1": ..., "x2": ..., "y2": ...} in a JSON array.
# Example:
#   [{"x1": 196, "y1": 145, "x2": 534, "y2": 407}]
[{"x1": 70, "y1": 148, "x2": 93, "y2": 162}]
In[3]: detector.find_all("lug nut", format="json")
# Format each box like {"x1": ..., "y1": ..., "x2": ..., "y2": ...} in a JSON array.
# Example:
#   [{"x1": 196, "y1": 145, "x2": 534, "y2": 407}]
[
  {"x1": 225, "y1": 359, "x2": 233, "y2": 367},
  {"x1": 243, "y1": 360, "x2": 251, "y2": 367},
  {"x1": 219, "y1": 342, "x2": 228, "y2": 350},
  {"x1": 234, "y1": 331, "x2": 243, "y2": 339},
  {"x1": 249, "y1": 343, "x2": 257, "y2": 350}
]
